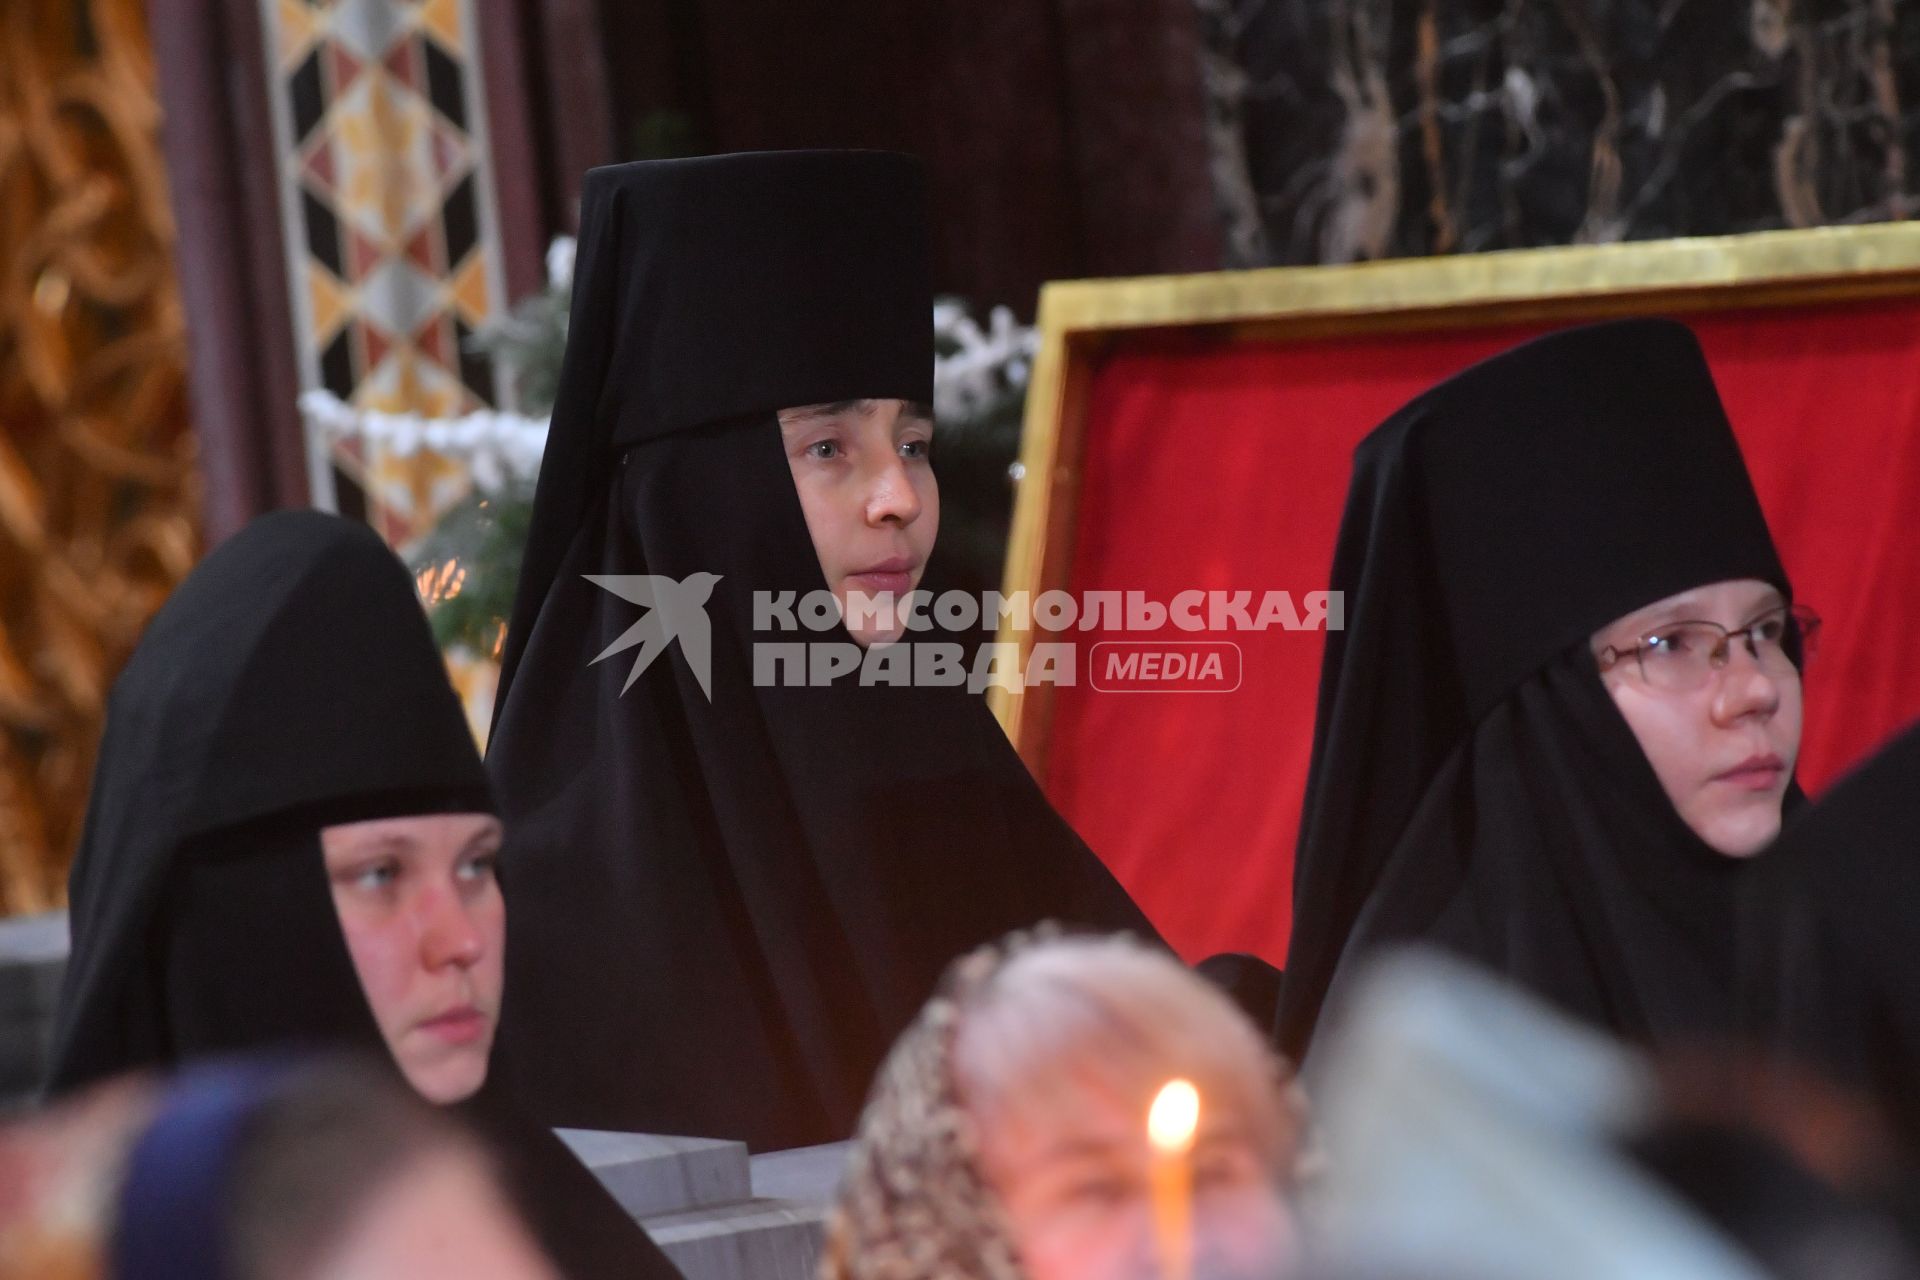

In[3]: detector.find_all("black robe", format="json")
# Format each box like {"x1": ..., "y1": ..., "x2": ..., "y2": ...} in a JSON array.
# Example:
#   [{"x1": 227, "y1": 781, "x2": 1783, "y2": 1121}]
[
  {"x1": 486, "y1": 151, "x2": 1153, "y2": 1149},
  {"x1": 1276, "y1": 318, "x2": 1797, "y2": 1062},
  {"x1": 1740, "y1": 718, "x2": 1920, "y2": 1157},
  {"x1": 45, "y1": 510, "x2": 679, "y2": 1280}
]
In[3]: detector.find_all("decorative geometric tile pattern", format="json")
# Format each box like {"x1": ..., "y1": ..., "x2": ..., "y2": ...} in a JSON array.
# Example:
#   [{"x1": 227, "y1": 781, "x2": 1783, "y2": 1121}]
[{"x1": 260, "y1": 0, "x2": 511, "y2": 549}]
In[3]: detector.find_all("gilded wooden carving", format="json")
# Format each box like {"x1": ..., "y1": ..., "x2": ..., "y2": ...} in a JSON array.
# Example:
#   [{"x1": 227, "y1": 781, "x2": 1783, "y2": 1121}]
[{"x1": 0, "y1": 0, "x2": 198, "y2": 913}]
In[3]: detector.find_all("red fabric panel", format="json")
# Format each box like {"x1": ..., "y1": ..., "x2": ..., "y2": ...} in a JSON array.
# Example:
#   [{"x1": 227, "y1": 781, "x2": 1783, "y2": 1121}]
[{"x1": 1044, "y1": 299, "x2": 1920, "y2": 965}]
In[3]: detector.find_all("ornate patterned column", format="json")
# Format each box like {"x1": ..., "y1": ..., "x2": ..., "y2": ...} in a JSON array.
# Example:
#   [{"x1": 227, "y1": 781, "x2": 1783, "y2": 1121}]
[{"x1": 257, "y1": 0, "x2": 518, "y2": 549}]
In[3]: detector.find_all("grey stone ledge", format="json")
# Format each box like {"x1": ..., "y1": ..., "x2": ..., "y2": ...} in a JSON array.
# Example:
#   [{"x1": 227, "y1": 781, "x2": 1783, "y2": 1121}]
[
  {"x1": 558, "y1": 1128, "x2": 753, "y2": 1218},
  {"x1": 643, "y1": 1197, "x2": 828, "y2": 1280}
]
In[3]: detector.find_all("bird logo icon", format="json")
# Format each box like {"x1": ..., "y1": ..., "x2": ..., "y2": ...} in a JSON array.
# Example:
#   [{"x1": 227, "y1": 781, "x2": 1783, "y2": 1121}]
[{"x1": 583, "y1": 573, "x2": 722, "y2": 700}]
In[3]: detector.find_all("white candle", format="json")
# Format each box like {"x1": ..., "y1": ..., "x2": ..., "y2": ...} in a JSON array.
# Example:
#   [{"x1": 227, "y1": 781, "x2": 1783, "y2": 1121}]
[{"x1": 1148, "y1": 1079, "x2": 1200, "y2": 1280}]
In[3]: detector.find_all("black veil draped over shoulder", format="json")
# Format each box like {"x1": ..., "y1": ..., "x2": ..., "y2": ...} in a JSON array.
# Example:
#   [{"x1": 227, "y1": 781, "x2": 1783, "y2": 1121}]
[
  {"x1": 485, "y1": 151, "x2": 1152, "y2": 1149},
  {"x1": 46, "y1": 511, "x2": 679, "y2": 1280},
  {"x1": 1275, "y1": 319, "x2": 1794, "y2": 1062},
  {"x1": 1740, "y1": 720, "x2": 1920, "y2": 1156}
]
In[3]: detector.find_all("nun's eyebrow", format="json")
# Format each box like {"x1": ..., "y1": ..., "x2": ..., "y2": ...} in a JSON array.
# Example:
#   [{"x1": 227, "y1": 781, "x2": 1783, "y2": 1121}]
[
  {"x1": 781, "y1": 399, "x2": 866, "y2": 423},
  {"x1": 337, "y1": 834, "x2": 416, "y2": 857},
  {"x1": 1635, "y1": 604, "x2": 1699, "y2": 629},
  {"x1": 1622, "y1": 595, "x2": 1711, "y2": 631},
  {"x1": 462, "y1": 827, "x2": 504, "y2": 855}
]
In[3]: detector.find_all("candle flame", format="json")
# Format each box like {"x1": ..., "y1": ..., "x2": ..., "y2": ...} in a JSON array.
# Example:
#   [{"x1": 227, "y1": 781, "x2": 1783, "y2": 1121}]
[{"x1": 1148, "y1": 1078, "x2": 1200, "y2": 1154}]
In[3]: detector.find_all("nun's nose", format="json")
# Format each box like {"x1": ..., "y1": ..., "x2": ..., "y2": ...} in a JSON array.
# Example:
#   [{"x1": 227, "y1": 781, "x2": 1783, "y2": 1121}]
[
  {"x1": 865, "y1": 453, "x2": 923, "y2": 527},
  {"x1": 1711, "y1": 642, "x2": 1781, "y2": 724},
  {"x1": 416, "y1": 886, "x2": 487, "y2": 970}
]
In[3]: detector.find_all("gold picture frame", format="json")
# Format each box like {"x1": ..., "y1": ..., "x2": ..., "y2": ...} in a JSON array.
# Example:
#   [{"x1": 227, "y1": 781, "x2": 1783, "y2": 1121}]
[{"x1": 993, "y1": 221, "x2": 1920, "y2": 770}]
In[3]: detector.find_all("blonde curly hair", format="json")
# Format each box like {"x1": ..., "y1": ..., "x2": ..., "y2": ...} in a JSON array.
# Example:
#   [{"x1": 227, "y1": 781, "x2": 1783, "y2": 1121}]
[{"x1": 820, "y1": 929, "x2": 1303, "y2": 1280}]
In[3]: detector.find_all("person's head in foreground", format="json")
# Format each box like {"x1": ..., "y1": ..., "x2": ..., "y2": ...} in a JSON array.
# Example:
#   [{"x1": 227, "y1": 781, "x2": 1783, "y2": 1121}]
[
  {"x1": 0, "y1": 1056, "x2": 557, "y2": 1280},
  {"x1": 822, "y1": 931, "x2": 1303, "y2": 1280},
  {"x1": 0, "y1": 1074, "x2": 152, "y2": 1278},
  {"x1": 1627, "y1": 1047, "x2": 1920, "y2": 1280},
  {"x1": 1278, "y1": 317, "x2": 1811, "y2": 1060},
  {"x1": 47, "y1": 510, "x2": 502, "y2": 1103},
  {"x1": 117, "y1": 1056, "x2": 556, "y2": 1280}
]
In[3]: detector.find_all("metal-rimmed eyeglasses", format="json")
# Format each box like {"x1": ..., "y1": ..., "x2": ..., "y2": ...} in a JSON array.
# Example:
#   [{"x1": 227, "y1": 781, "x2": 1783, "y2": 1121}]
[{"x1": 1595, "y1": 604, "x2": 1821, "y2": 693}]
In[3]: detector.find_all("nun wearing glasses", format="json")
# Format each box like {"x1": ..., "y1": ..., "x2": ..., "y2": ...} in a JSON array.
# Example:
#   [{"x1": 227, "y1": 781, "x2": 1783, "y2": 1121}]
[{"x1": 1277, "y1": 318, "x2": 1819, "y2": 1062}]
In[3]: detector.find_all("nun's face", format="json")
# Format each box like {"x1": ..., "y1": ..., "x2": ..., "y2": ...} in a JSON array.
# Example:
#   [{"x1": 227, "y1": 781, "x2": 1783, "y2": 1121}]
[
  {"x1": 320, "y1": 813, "x2": 506, "y2": 1104},
  {"x1": 778, "y1": 398, "x2": 939, "y2": 647},
  {"x1": 1592, "y1": 579, "x2": 1803, "y2": 857}
]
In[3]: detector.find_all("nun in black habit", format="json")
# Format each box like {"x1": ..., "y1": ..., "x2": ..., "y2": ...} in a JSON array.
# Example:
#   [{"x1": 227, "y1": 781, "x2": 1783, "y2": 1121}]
[
  {"x1": 1276, "y1": 319, "x2": 1812, "y2": 1063},
  {"x1": 485, "y1": 150, "x2": 1152, "y2": 1150},
  {"x1": 45, "y1": 510, "x2": 679, "y2": 1280}
]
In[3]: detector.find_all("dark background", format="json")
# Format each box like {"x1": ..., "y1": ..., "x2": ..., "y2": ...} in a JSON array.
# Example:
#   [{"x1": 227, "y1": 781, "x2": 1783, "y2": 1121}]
[
  {"x1": 1207, "y1": 0, "x2": 1920, "y2": 265},
  {"x1": 501, "y1": 1, "x2": 1920, "y2": 310},
  {"x1": 504, "y1": 0, "x2": 1223, "y2": 314}
]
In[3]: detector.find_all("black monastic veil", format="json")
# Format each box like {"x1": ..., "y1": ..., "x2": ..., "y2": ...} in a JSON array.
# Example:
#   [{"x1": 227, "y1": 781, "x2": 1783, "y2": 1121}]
[
  {"x1": 1740, "y1": 719, "x2": 1920, "y2": 1157},
  {"x1": 1276, "y1": 319, "x2": 1797, "y2": 1062},
  {"x1": 486, "y1": 150, "x2": 1152, "y2": 1150},
  {"x1": 45, "y1": 510, "x2": 679, "y2": 1280}
]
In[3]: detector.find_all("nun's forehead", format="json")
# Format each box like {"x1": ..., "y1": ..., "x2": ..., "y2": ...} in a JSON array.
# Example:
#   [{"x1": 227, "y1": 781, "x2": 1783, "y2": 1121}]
[{"x1": 1595, "y1": 580, "x2": 1788, "y2": 639}]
